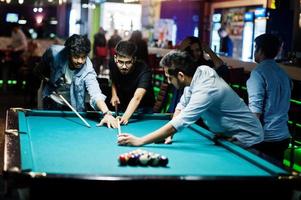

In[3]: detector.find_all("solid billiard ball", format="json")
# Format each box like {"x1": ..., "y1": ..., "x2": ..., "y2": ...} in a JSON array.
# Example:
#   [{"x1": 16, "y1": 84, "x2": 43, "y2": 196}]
[
  {"x1": 128, "y1": 154, "x2": 139, "y2": 166},
  {"x1": 150, "y1": 154, "x2": 160, "y2": 166},
  {"x1": 118, "y1": 154, "x2": 127, "y2": 166},
  {"x1": 159, "y1": 156, "x2": 168, "y2": 167}
]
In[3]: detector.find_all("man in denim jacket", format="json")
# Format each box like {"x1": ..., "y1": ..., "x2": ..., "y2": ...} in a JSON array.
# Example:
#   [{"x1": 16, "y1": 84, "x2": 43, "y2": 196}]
[{"x1": 35, "y1": 34, "x2": 118, "y2": 128}]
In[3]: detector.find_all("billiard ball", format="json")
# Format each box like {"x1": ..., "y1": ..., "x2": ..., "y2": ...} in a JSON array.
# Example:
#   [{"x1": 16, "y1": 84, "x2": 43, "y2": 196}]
[
  {"x1": 139, "y1": 154, "x2": 150, "y2": 166},
  {"x1": 159, "y1": 156, "x2": 168, "y2": 167},
  {"x1": 150, "y1": 154, "x2": 160, "y2": 166},
  {"x1": 118, "y1": 154, "x2": 127, "y2": 166},
  {"x1": 128, "y1": 154, "x2": 139, "y2": 166}
]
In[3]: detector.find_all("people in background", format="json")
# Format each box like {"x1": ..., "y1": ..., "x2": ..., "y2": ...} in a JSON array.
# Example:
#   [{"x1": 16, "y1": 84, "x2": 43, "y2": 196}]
[
  {"x1": 129, "y1": 30, "x2": 149, "y2": 64},
  {"x1": 108, "y1": 29, "x2": 122, "y2": 58},
  {"x1": 35, "y1": 34, "x2": 118, "y2": 128},
  {"x1": 168, "y1": 36, "x2": 229, "y2": 113},
  {"x1": 109, "y1": 40, "x2": 155, "y2": 125},
  {"x1": 218, "y1": 27, "x2": 233, "y2": 57},
  {"x1": 93, "y1": 27, "x2": 107, "y2": 75},
  {"x1": 8, "y1": 23, "x2": 28, "y2": 53},
  {"x1": 247, "y1": 33, "x2": 292, "y2": 162},
  {"x1": 118, "y1": 50, "x2": 263, "y2": 148},
  {"x1": 7, "y1": 23, "x2": 28, "y2": 86}
]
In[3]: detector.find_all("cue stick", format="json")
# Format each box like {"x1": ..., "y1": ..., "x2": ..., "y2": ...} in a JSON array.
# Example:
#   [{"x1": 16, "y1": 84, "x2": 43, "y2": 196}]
[
  {"x1": 117, "y1": 118, "x2": 121, "y2": 135},
  {"x1": 35, "y1": 69, "x2": 91, "y2": 128},
  {"x1": 115, "y1": 103, "x2": 121, "y2": 135},
  {"x1": 114, "y1": 103, "x2": 119, "y2": 117},
  {"x1": 58, "y1": 94, "x2": 91, "y2": 128}
]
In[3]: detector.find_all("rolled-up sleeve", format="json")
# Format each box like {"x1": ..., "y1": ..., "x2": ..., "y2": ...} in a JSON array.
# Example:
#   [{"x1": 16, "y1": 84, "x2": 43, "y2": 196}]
[
  {"x1": 246, "y1": 70, "x2": 265, "y2": 114},
  {"x1": 85, "y1": 71, "x2": 106, "y2": 109}
]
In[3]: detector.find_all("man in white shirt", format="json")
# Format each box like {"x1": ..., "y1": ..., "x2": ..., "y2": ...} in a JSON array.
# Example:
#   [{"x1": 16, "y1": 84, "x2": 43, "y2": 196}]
[{"x1": 118, "y1": 50, "x2": 264, "y2": 148}]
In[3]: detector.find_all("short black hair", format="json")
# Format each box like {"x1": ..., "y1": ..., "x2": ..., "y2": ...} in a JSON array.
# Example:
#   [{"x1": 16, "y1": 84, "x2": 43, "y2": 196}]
[
  {"x1": 159, "y1": 50, "x2": 197, "y2": 77},
  {"x1": 255, "y1": 33, "x2": 281, "y2": 59},
  {"x1": 115, "y1": 40, "x2": 137, "y2": 58},
  {"x1": 181, "y1": 36, "x2": 200, "y2": 51},
  {"x1": 64, "y1": 34, "x2": 91, "y2": 57},
  {"x1": 218, "y1": 27, "x2": 226, "y2": 33}
]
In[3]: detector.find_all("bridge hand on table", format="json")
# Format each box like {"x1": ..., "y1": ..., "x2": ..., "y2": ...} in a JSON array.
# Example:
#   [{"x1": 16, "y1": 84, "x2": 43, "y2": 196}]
[
  {"x1": 118, "y1": 133, "x2": 143, "y2": 147},
  {"x1": 97, "y1": 114, "x2": 118, "y2": 129}
]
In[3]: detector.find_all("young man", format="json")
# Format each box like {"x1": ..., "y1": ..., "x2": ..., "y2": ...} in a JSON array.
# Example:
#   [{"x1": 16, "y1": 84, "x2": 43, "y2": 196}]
[
  {"x1": 168, "y1": 36, "x2": 229, "y2": 113},
  {"x1": 35, "y1": 34, "x2": 118, "y2": 128},
  {"x1": 118, "y1": 50, "x2": 263, "y2": 148},
  {"x1": 109, "y1": 40, "x2": 155, "y2": 125},
  {"x1": 247, "y1": 33, "x2": 292, "y2": 162}
]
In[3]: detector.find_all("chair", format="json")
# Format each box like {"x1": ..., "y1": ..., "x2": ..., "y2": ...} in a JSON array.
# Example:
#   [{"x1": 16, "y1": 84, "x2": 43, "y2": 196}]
[
  {"x1": 153, "y1": 82, "x2": 171, "y2": 113},
  {"x1": 228, "y1": 67, "x2": 248, "y2": 102},
  {"x1": 148, "y1": 54, "x2": 164, "y2": 77}
]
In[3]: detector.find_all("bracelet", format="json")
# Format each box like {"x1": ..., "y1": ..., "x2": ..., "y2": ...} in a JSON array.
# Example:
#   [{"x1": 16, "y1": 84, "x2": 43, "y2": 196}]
[{"x1": 103, "y1": 110, "x2": 112, "y2": 116}]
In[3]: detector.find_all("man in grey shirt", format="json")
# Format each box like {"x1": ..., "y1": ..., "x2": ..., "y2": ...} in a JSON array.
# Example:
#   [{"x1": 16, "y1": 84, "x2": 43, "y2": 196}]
[{"x1": 118, "y1": 50, "x2": 263, "y2": 148}]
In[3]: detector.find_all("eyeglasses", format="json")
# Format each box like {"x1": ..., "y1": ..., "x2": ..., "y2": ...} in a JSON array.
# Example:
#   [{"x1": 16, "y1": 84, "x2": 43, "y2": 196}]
[{"x1": 116, "y1": 59, "x2": 133, "y2": 67}]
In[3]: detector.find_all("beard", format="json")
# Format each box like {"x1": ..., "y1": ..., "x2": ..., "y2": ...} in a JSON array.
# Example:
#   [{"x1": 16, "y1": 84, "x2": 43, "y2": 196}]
[{"x1": 69, "y1": 63, "x2": 83, "y2": 70}]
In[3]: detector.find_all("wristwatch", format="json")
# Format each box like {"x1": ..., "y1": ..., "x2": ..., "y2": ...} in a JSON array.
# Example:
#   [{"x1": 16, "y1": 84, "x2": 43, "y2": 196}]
[{"x1": 103, "y1": 110, "x2": 112, "y2": 116}]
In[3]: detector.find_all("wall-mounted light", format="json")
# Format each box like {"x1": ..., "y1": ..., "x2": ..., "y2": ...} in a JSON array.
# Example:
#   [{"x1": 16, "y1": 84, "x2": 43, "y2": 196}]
[
  {"x1": 18, "y1": 19, "x2": 27, "y2": 24},
  {"x1": 82, "y1": 3, "x2": 96, "y2": 9},
  {"x1": 18, "y1": 0, "x2": 24, "y2": 4},
  {"x1": 33, "y1": 0, "x2": 43, "y2": 13},
  {"x1": 36, "y1": 15, "x2": 43, "y2": 24},
  {"x1": 50, "y1": 19, "x2": 58, "y2": 25}
]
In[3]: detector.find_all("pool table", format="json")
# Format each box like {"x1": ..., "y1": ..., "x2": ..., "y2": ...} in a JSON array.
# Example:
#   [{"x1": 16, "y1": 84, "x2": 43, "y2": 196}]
[{"x1": 3, "y1": 109, "x2": 298, "y2": 199}]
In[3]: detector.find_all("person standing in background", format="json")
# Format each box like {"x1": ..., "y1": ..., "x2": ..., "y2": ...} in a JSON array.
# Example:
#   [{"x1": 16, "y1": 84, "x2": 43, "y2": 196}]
[
  {"x1": 93, "y1": 27, "x2": 107, "y2": 75},
  {"x1": 108, "y1": 29, "x2": 122, "y2": 58},
  {"x1": 129, "y1": 30, "x2": 149, "y2": 65},
  {"x1": 247, "y1": 33, "x2": 292, "y2": 163},
  {"x1": 218, "y1": 27, "x2": 233, "y2": 57},
  {"x1": 7, "y1": 23, "x2": 28, "y2": 89}
]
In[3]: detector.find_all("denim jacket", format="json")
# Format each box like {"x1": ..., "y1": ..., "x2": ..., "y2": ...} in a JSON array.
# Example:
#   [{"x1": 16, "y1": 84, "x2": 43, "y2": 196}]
[{"x1": 41, "y1": 45, "x2": 106, "y2": 111}]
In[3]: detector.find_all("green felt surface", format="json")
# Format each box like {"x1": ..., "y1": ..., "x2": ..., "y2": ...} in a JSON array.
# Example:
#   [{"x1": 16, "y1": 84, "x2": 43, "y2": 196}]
[{"x1": 18, "y1": 110, "x2": 287, "y2": 177}]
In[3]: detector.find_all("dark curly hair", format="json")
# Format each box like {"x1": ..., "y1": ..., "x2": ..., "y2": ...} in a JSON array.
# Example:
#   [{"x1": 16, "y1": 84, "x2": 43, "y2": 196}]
[
  {"x1": 64, "y1": 34, "x2": 91, "y2": 57},
  {"x1": 160, "y1": 50, "x2": 197, "y2": 77}
]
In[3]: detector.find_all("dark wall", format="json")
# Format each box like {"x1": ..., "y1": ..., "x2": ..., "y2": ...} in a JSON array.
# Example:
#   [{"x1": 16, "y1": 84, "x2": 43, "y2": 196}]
[
  {"x1": 266, "y1": 0, "x2": 295, "y2": 56},
  {"x1": 160, "y1": 1, "x2": 201, "y2": 44}
]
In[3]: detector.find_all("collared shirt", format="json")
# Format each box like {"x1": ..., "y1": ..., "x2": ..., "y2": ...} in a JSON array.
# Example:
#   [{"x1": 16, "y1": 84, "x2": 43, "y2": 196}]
[
  {"x1": 41, "y1": 45, "x2": 106, "y2": 111},
  {"x1": 246, "y1": 59, "x2": 292, "y2": 142},
  {"x1": 169, "y1": 65, "x2": 263, "y2": 147}
]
